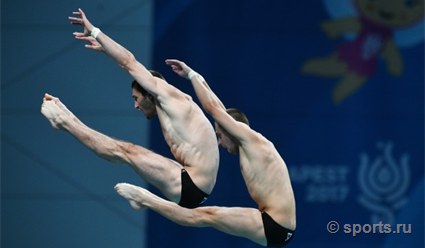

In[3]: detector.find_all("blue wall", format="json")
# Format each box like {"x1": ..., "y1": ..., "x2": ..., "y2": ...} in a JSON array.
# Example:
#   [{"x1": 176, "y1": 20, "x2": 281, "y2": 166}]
[
  {"x1": 1, "y1": 0, "x2": 153, "y2": 247},
  {"x1": 148, "y1": 0, "x2": 424, "y2": 248}
]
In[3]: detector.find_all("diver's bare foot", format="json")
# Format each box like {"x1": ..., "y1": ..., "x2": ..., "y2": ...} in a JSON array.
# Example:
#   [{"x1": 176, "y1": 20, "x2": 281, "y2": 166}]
[
  {"x1": 115, "y1": 183, "x2": 147, "y2": 211},
  {"x1": 44, "y1": 93, "x2": 82, "y2": 125},
  {"x1": 41, "y1": 97, "x2": 67, "y2": 130}
]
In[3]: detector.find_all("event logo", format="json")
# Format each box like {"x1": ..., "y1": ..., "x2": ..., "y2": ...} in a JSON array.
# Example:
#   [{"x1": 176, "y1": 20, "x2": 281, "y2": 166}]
[
  {"x1": 357, "y1": 141, "x2": 410, "y2": 224},
  {"x1": 289, "y1": 164, "x2": 350, "y2": 203},
  {"x1": 301, "y1": 0, "x2": 424, "y2": 105}
]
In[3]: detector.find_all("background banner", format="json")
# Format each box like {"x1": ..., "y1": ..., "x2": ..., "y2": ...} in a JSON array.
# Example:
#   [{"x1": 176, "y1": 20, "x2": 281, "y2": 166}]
[{"x1": 149, "y1": 1, "x2": 424, "y2": 247}]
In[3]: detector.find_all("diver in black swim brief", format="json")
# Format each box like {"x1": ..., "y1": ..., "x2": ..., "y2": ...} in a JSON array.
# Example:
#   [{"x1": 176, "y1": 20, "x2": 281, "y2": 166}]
[
  {"x1": 178, "y1": 169, "x2": 209, "y2": 208},
  {"x1": 115, "y1": 60, "x2": 296, "y2": 247},
  {"x1": 262, "y1": 212, "x2": 294, "y2": 247}
]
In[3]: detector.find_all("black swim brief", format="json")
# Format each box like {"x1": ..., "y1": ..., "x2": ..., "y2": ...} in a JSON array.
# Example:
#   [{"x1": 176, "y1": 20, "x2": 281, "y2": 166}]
[
  {"x1": 262, "y1": 211, "x2": 295, "y2": 247},
  {"x1": 178, "y1": 169, "x2": 209, "y2": 208}
]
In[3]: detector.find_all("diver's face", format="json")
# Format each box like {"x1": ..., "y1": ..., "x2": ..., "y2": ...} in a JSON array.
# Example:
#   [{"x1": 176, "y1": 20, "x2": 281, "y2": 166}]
[
  {"x1": 356, "y1": 0, "x2": 424, "y2": 27},
  {"x1": 215, "y1": 123, "x2": 239, "y2": 155},
  {"x1": 132, "y1": 88, "x2": 156, "y2": 119}
]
